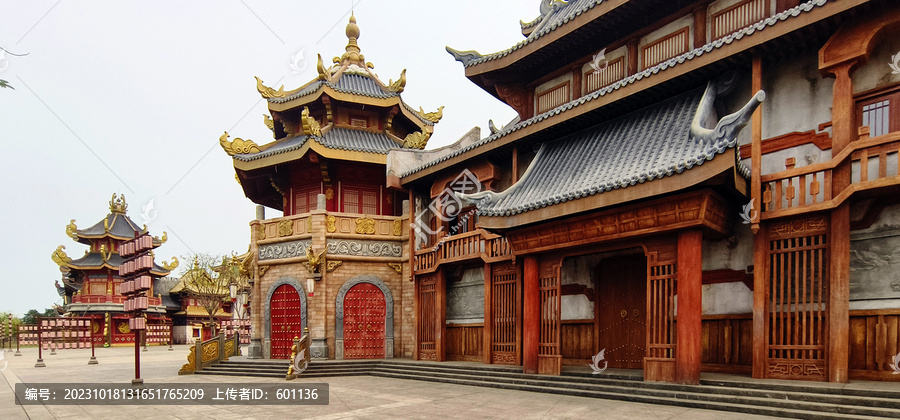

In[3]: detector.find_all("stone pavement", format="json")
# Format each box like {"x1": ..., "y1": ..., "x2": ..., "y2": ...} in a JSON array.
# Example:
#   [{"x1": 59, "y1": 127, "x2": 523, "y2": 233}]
[{"x1": 0, "y1": 345, "x2": 784, "y2": 419}]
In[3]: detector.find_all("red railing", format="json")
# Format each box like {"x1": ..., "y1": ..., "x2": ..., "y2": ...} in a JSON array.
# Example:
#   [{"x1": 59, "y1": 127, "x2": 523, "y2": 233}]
[
  {"x1": 413, "y1": 229, "x2": 512, "y2": 274},
  {"x1": 72, "y1": 295, "x2": 161, "y2": 306},
  {"x1": 760, "y1": 127, "x2": 900, "y2": 220}
]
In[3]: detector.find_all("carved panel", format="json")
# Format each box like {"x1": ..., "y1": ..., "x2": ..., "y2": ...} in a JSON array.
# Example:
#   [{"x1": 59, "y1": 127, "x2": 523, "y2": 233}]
[
  {"x1": 278, "y1": 220, "x2": 294, "y2": 237},
  {"x1": 326, "y1": 240, "x2": 402, "y2": 258},
  {"x1": 767, "y1": 360, "x2": 826, "y2": 379},
  {"x1": 393, "y1": 219, "x2": 403, "y2": 236},
  {"x1": 850, "y1": 230, "x2": 900, "y2": 300},
  {"x1": 201, "y1": 341, "x2": 219, "y2": 363},
  {"x1": 258, "y1": 239, "x2": 311, "y2": 261},
  {"x1": 507, "y1": 190, "x2": 730, "y2": 253},
  {"x1": 768, "y1": 216, "x2": 829, "y2": 238},
  {"x1": 326, "y1": 215, "x2": 336, "y2": 233},
  {"x1": 355, "y1": 217, "x2": 376, "y2": 234},
  {"x1": 446, "y1": 268, "x2": 485, "y2": 323}
]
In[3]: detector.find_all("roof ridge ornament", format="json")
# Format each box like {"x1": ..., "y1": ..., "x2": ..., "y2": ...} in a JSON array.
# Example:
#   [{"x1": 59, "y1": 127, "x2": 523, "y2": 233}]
[
  {"x1": 418, "y1": 106, "x2": 444, "y2": 123},
  {"x1": 316, "y1": 54, "x2": 332, "y2": 82},
  {"x1": 691, "y1": 77, "x2": 766, "y2": 146},
  {"x1": 403, "y1": 131, "x2": 430, "y2": 149},
  {"x1": 255, "y1": 76, "x2": 286, "y2": 98},
  {"x1": 301, "y1": 107, "x2": 322, "y2": 136},
  {"x1": 109, "y1": 193, "x2": 127, "y2": 214},
  {"x1": 66, "y1": 219, "x2": 78, "y2": 240},
  {"x1": 446, "y1": 47, "x2": 483, "y2": 66},
  {"x1": 387, "y1": 69, "x2": 406, "y2": 93},
  {"x1": 51, "y1": 245, "x2": 72, "y2": 267},
  {"x1": 458, "y1": 143, "x2": 547, "y2": 208},
  {"x1": 220, "y1": 131, "x2": 261, "y2": 156},
  {"x1": 340, "y1": 14, "x2": 366, "y2": 67}
]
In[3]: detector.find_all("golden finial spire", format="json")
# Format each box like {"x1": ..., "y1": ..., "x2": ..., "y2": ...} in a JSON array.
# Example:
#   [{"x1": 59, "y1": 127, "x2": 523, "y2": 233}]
[
  {"x1": 341, "y1": 13, "x2": 365, "y2": 66},
  {"x1": 109, "y1": 193, "x2": 128, "y2": 214}
]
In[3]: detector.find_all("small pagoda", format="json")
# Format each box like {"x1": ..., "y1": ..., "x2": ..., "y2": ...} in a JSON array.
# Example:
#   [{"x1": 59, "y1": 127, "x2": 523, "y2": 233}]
[{"x1": 53, "y1": 193, "x2": 178, "y2": 346}]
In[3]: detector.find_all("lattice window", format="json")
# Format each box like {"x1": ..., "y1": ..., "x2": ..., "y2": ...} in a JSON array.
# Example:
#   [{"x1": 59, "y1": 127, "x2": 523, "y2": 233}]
[
  {"x1": 293, "y1": 186, "x2": 320, "y2": 215},
  {"x1": 536, "y1": 83, "x2": 570, "y2": 114},
  {"x1": 341, "y1": 185, "x2": 378, "y2": 215},
  {"x1": 584, "y1": 57, "x2": 624, "y2": 94},
  {"x1": 647, "y1": 258, "x2": 677, "y2": 359},
  {"x1": 711, "y1": 0, "x2": 769, "y2": 40},
  {"x1": 642, "y1": 28, "x2": 689, "y2": 69},
  {"x1": 765, "y1": 217, "x2": 829, "y2": 380},
  {"x1": 862, "y1": 100, "x2": 891, "y2": 137}
]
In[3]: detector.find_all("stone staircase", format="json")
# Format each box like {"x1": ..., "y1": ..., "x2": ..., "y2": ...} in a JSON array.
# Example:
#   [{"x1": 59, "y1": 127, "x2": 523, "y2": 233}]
[{"x1": 195, "y1": 360, "x2": 900, "y2": 419}]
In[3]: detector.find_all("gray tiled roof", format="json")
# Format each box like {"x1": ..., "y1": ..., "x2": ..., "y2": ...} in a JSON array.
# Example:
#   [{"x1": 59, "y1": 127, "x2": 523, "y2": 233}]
[
  {"x1": 233, "y1": 127, "x2": 400, "y2": 162},
  {"x1": 266, "y1": 73, "x2": 398, "y2": 104},
  {"x1": 76, "y1": 213, "x2": 148, "y2": 241},
  {"x1": 68, "y1": 252, "x2": 170, "y2": 274},
  {"x1": 408, "y1": 0, "x2": 826, "y2": 178},
  {"x1": 267, "y1": 80, "x2": 325, "y2": 104},
  {"x1": 318, "y1": 127, "x2": 400, "y2": 154},
  {"x1": 472, "y1": 88, "x2": 732, "y2": 217}
]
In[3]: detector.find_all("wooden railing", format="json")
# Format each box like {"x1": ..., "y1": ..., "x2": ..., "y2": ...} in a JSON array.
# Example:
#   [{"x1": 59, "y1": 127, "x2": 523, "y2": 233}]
[
  {"x1": 72, "y1": 295, "x2": 161, "y2": 305},
  {"x1": 413, "y1": 229, "x2": 512, "y2": 274},
  {"x1": 760, "y1": 128, "x2": 900, "y2": 220}
]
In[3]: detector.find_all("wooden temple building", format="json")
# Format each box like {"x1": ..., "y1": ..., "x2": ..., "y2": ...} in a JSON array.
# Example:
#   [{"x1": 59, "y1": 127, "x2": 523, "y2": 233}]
[
  {"x1": 223, "y1": 15, "x2": 440, "y2": 360},
  {"x1": 386, "y1": 0, "x2": 900, "y2": 384},
  {"x1": 53, "y1": 194, "x2": 177, "y2": 346}
]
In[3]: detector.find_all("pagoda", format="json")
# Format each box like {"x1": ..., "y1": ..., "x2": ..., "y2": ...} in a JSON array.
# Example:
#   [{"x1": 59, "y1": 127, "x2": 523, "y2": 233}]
[
  {"x1": 223, "y1": 15, "x2": 435, "y2": 360},
  {"x1": 53, "y1": 193, "x2": 177, "y2": 346}
]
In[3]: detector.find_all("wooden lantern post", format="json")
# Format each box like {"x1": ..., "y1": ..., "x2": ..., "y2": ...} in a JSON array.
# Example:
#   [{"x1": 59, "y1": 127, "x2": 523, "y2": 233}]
[{"x1": 120, "y1": 231, "x2": 157, "y2": 385}]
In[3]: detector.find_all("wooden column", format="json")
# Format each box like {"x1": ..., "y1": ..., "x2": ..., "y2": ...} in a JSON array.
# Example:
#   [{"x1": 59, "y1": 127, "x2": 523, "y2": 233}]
[
  {"x1": 827, "y1": 61, "x2": 856, "y2": 383},
  {"x1": 750, "y1": 54, "x2": 767, "y2": 379},
  {"x1": 675, "y1": 229, "x2": 702, "y2": 384},
  {"x1": 523, "y1": 256, "x2": 539, "y2": 374},
  {"x1": 483, "y1": 262, "x2": 493, "y2": 364},
  {"x1": 436, "y1": 267, "x2": 446, "y2": 362},
  {"x1": 692, "y1": 5, "x2": 707, "y2": 49},
  {"x1": 627, "y1": 38, "x2": 639, "y2": 75}
]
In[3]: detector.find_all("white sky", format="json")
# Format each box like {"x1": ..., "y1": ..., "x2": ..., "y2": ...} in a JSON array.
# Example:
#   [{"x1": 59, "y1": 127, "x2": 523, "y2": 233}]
[{"x1": 0, "y1": 1, "x2": 536, "y2": 316}]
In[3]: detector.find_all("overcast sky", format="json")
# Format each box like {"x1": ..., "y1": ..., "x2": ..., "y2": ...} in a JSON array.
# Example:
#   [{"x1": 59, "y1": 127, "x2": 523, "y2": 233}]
[{"x1": 0, "y1": 1, "x2": 536, "y2": 316}]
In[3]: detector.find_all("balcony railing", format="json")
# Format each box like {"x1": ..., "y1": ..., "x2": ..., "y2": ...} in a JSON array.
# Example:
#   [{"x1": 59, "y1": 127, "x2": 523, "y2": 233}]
[
  {"x1": 71, "y1": 295, "x2": 162, "y2": 306},
  {"x1": 255, "y1": 211, "x2": 407, "y2": 242},
  {"x1": 414, "y1": 229, "x2": 512, "y2": 274},
  {"x1": 760, "y1": 127, "x2": 900, "y2": 220}
]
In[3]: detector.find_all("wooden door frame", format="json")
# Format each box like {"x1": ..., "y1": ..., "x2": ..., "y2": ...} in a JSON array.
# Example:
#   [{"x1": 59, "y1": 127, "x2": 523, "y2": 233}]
[
  {"x1": 335, "y1": 275, "x2": 394, "y2": 359},
  {"x1": 264, "y1": 277, "x2": 308, "y2": 359}
]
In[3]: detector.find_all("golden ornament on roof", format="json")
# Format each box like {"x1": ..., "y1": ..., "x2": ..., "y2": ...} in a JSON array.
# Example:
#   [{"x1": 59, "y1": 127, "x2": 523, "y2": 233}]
[
  {"x1": 153, "y1": 231, "x2": 167, "y2": 244},
  {"x1": 301, "y1": 107, "x2": 321, "y2": 136},
  {"x1": 161, "y1": 256, "x2": 179, "y2": 271},
  {"x1": 254, "y1": 76, "x2": 285, "y2": 98},
  {"x1": 219, "y1": 131, "x2": 261, "y2": 156},
  {"x1": 100, "y1": 244, "x2": 110, "y2": 262},
  {"x1": 388, "y1": 69, "x2": 406, "y2": 93},
  {"x1": 403, "y1": 131, "x2": 430, "y2": 149},
  {"x1": 316, "y1": 54, "x2": 330, "y2": 82},
  {"x1": 263, "y1": 114, "x2": 275, "y2": 132},
  {"x1": 419, "y1": 106, "x2": 444, "y2": 123},
  {"x1": 51, "y1": 245, "x2": 72, "y2": 267},
  {"x1": 109, "y1": 193, "x2": 127, "y2": 214},
  {"x1": 66, "y1": 219, "x2": 78, "y2": 239}
]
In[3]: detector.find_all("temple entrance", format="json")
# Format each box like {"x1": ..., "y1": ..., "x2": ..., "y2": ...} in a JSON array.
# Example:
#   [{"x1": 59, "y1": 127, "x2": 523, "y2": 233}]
[
  {"x1": 269, "y1": 284, "x2": 303, "y2": 359},
  {"x1": 343, "y1": 282, "x2": 386, "y2": 359},
  {"x1": 596, "y1": 253, "x2": 647, "y2": 369}
]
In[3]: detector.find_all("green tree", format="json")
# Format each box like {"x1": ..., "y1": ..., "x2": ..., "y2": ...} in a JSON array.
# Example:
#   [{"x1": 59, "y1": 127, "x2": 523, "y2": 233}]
[
  {"x1": 0, "y1": 79, "x2": 13, "y2": 90},
  {"x1": 177, "y1": 254, "x2": 231, "y2": 336},
  {"x1": 22, "y1": 309, "x2": 42, "y2": 325}
]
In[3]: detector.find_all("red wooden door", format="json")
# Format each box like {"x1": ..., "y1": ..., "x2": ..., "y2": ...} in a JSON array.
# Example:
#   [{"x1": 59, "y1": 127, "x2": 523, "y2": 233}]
[
  {"x1": 343, "y1": 283, "x2": 386, "y2": 359},
  {"x1": 270, "y1": 284, "x2": 303, "y2": 359},
  {"x1": 596, "y1": 254, "x2": 647, "y2": 369}
]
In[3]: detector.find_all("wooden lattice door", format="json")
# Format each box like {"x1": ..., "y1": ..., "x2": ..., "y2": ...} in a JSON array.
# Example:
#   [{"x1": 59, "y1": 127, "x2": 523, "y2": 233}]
[
  {"x1": 343, "y1": 283, "x2": 386, "y2": 359},
  {"x1": 270, "y1": 284, "x2": 303, "y2": 359},
  {"x1": 538, "y1": 262, "x2": 561, "y2": 375},
  {"x1": 764, "y1": 216, "x2": 829, "y2": 380},
  {"x1": 417, "y1": 274, "x2": 438, "y2": 360},
  {"x1": 596, "y1": 254, "x2": 647, "y2": 369},
  {"x1": 491, "y1": 262, "x2": 520, "y2": 365}
]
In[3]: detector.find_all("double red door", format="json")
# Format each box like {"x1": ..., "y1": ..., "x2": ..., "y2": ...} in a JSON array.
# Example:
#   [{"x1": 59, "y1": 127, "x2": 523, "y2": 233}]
[
  {"x1": 270, "y1": 284, "x2": 303, "y2": 359},
  {"x1": 343, "y1": 283, "x2": 386, "y2": 359},
  {"x1": 596, "y1": 254, "x2": 647, "y2": 369}
]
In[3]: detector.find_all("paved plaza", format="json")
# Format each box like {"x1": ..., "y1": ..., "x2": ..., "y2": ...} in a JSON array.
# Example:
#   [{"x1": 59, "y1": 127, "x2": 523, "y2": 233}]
[{"x1": 0, "y1": 345, "x2": 783, "y2": 419}]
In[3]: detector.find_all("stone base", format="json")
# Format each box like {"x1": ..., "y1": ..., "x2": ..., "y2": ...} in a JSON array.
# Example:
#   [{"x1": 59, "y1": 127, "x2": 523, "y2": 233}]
[
  {"x1": 248, "y1": 339, "x2": 263, "y2": 359},
  {"x1": 88, "y1": 356, "x2": 98, "y2": 365},
  {"x1": 34, "y1": 359, "x2": 45, "y2": 368},
  {"x1": 310, "y1": 338, "x2": 329, "y2": 360}
]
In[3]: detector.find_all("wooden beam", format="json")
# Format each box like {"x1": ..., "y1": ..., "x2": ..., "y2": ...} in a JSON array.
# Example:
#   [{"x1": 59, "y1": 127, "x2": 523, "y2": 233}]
[
  {"x1": 523, "y1": 256, "x2": 539, "y2": 374},
  {"x1": 676, "y1": 229, "x2": 703, "y2": 384}
]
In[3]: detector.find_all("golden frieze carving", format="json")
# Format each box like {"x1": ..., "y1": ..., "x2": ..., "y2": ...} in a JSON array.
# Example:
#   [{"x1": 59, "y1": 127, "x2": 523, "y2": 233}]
[
  {"x1": 392, "y1": 219, "x2": 402, "y2": 236},
  {"x1": 201, "y1": 340, "x2": 219, "y2": 363},
  {"x1": 326, "y1": 215, "x2": 336, "y2": 233},
  {"x1": 161, "y1": 256, "x2": 179, "y2": 271},
  {"x1": 278, "y1": 220, "x2": 293, "y2": 237},
  {"x1": 109, "y1": 193, "x2": 128, "y2": 214},
  {"x1": 66, "y1": 219, "x2": 77, "y2": 239},
  {"x1": 325, "y1": 260, "x2": 342, "y2": 272},
  {"x1": 282, "y1": 119, "x2": 297, "y2": 137},
  {"x1": 419, "y1": 106, "x2": 444, "y2": 123},
  {"x1": 258, "y1": 265, "x2": 270, "y2": 277},
  {"x1": 219, "y1": 131, "x2": 261, "y2": 156},
  {"x1": 154, "y1": 231, "x2": 167, "y2": 244},
  {"x1": 307, "y1": 217, "x2": 313, "y2": 233},
  {"x1": 100, "y1": 244, "x2": 110, "y2": 262},
  {"x1": 258, "y1": 225, "x2": 267, "y2": 240},
  {"x1": 224, "y1": 341, "x2": 234, "y2": 360},
  {"x1": 387, "y1": 263, "x2": 402, "y2": 274},
  {"x1": 117, "y1": 321, "x2": 131, "y2": 334},
  {"x1": 301, "y1": 107, "x2": 321, "y2": 136},
  {"x1": 179, "y1": 345, "x2": 196, "y2": 374},
  {"x1": 51, "y1": 245, "x2": 72, "y2": 267},
  {"x1": 403, "y1": 131, "x2": 430, "y2": 149},
  {"x1": 355, "y1": 217, "x2": 375, "y2": 234},
  {"x1": 388, "y1": 69, "x2": 406, "y2": 93},
  {"x1": 270, "y1": 176, "x2": 285, "y2": 197},
  {"x1": 254, "y1": 76, "x2": 285, "y2": 98}
]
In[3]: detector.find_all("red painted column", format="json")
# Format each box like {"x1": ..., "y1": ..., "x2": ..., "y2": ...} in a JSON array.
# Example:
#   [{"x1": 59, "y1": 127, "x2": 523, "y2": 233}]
[
  {"x1": 676, "y1": 229, "x2": 702, "y2": 384},
  {"x1": 523, "y1": 256, "x2": 539, "y2": 374}
]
